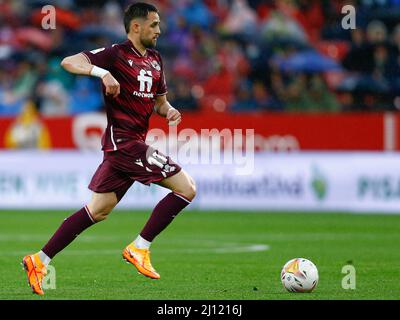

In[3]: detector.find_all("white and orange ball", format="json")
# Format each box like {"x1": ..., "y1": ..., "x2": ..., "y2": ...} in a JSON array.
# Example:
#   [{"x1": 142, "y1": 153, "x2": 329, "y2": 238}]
[{"x1": 281, "y1": 258, "x2": 319, "y2": 293}]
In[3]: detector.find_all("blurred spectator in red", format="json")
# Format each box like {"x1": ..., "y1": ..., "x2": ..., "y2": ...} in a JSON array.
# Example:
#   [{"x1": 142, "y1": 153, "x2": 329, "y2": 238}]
[{"x1": 202, "y1": 61, "x2": 235, "y2": 96}]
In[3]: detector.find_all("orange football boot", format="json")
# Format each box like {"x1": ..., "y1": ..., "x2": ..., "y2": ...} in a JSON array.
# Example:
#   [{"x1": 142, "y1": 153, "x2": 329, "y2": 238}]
[
  {"x1": 122, "y1": 243, "x2": 160, "y2": 279},
  {"x1": 22, "y1": 253, "x2": 47, "y2": 295}
]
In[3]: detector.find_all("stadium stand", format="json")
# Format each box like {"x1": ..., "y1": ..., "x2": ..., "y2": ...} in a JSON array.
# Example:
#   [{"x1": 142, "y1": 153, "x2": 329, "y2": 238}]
[{"x1": 0, "y1": 0, "x2": 400, "y2": 117}]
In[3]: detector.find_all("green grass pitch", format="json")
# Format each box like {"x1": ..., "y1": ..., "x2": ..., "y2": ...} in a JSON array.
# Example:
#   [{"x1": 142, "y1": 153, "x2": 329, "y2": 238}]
[{"x1": 0, "y1": 210, "x2": 399, "y2": 300}]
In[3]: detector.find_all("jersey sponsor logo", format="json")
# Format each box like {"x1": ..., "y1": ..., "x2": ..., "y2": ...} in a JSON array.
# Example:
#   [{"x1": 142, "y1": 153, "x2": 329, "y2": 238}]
[
  {"x1": 133, "y1": 91, "x2": 154, "y2": 98},
  {"x1": 133, "y1": 69, "x2": 154, "y2": 98}
]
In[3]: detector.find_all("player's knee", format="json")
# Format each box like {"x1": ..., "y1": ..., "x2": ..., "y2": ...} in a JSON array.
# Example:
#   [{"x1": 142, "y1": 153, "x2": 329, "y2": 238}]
[
  {"x1": 182, "y1": 178, "x2": 196, "y2": 201},
  {"x1": 92, "y1": 209, "x2": 111, "y2": 222},
  {"x1": 87, "y1": 198, "x2": 117, "y2": 222}
]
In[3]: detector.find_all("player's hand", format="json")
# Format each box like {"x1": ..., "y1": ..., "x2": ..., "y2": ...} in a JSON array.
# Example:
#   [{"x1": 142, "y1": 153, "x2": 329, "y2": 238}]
[
  {"x1": 102, "y1": 73, "x2": 120, "y2": 98},
  {"x1": 166, "y1": 107, "x2": 181, "y2": 126}
]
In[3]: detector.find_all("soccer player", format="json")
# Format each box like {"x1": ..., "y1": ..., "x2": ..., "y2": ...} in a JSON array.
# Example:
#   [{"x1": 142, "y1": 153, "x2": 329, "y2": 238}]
[{"x1": 22, "y1": 2, "x2": 196, "y2": 295}]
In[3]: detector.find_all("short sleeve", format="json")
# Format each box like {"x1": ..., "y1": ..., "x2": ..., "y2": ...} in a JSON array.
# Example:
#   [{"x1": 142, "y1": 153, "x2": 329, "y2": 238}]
[
  {"x1": 156, "y1": 55, "x2": 168, "y2": 96},
  {"x1": 82, "y1": 46, "x2": 117, "y2": 70}
]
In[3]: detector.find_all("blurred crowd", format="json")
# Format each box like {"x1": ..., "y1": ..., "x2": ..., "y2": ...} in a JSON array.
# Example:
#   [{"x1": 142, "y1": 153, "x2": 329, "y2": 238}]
[{"x1": 1, "y1": 0, "x2": 400, "y2": 116}]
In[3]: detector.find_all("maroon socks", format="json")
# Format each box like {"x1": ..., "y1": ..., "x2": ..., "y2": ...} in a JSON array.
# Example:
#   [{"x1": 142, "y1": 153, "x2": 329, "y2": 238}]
[
  {"x1": 41, "y1": 192, "x2": 190, "y2": 259},
  {"x1": 42, "y1": 206, "x2": 95, "y2": 258},
  {"x1": 140, "y1": 192, "x2": 191, "y2": 242}
]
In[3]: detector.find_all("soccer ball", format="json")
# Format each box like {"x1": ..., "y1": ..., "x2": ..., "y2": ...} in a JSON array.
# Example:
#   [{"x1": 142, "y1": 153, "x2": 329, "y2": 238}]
[{"x1": 281, "y1": 258, "x2": 319, "y2": 293}]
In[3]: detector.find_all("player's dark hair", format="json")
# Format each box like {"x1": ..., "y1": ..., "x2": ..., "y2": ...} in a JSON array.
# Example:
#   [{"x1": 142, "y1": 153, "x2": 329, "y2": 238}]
[{"x1": 124, "y1": 2, "x2": 158, "y2": 33}]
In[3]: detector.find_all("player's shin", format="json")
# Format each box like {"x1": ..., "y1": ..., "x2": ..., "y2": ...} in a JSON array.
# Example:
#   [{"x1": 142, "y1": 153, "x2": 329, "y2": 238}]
[
  {"x1": 138, "y1": 192, "x2": 191, "y2": 244},
  {"x1": 41, "y1": 206, "x2": 96, "y2": 259}
]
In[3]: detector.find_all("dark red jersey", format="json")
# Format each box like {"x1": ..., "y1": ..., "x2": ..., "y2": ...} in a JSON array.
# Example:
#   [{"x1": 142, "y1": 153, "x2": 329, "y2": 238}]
[{"x1": 82, "y1": 39, "x2": 167, "y2": 151}]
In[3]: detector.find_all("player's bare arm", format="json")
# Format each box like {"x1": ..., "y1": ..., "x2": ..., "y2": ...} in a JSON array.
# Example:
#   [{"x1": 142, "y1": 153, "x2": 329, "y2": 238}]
[
  {"x1": 60, "y1": 53, "x2": 120, "y2": 98},
  {"x1": 155, "y1": 94, "x2": 182, "y2": 125}
]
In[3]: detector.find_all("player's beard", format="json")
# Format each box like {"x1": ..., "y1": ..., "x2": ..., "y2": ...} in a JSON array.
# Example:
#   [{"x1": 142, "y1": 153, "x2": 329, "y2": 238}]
[{"x1": 141, "y1": 35, "x2": 156, "y2": 48}]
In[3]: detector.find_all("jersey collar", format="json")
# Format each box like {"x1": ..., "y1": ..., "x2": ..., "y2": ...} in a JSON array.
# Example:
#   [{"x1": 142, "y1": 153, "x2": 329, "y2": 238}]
[{"x1": 125, "y1": 39, "x2": 147, "y2": 57}]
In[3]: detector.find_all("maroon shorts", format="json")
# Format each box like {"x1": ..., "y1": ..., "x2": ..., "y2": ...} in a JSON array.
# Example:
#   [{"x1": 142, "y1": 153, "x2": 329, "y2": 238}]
[{"x1": 88, "y1": 140, "x2": 181, "y2": 201}]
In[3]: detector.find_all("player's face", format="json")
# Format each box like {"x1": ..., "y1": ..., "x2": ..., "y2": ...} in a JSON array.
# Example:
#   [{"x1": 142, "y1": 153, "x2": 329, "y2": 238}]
[{"x1": 140, "y1": 12, "x2": 161, "y2": 48}]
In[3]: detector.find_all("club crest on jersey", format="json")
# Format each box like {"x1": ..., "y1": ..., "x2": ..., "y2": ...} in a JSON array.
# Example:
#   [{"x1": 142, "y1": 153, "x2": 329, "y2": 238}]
[{"x1": 150, "y1": 60, "x2": 161, "y2": 71}]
